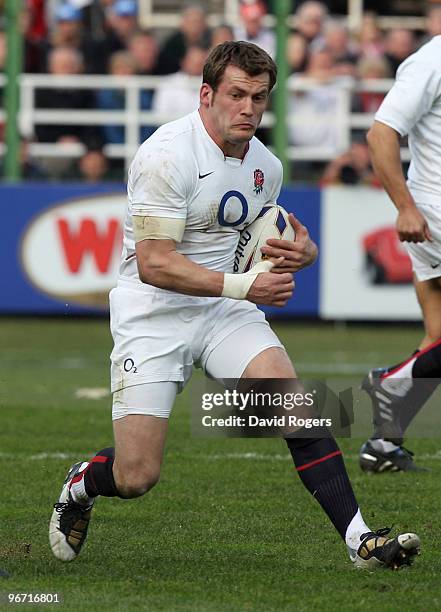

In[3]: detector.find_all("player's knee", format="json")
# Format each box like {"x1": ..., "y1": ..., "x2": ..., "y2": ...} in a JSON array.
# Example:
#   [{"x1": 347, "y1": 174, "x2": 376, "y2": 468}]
[
  {"x1": 115, "y1": 465, "x2": 161, "y2": 498},
  {"x1": 242, "y1": 347, "x2": 295, "y2": 378}
]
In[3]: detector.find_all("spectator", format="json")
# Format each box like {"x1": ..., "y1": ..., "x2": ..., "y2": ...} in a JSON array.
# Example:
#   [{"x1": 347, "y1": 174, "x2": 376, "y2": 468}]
[
  {"x1": 96, "y1": 50, "x2": 155, "y2": 144},
  {"x1": 320, "y1": 141, "x2": 380, "y2": 187},
  {"x1": 234, "y1": 1, "x2": 275, "y2": 57},
  {"x1": 153, "y1": 45, "x2": 207, "y2": 119},
  {"x1": 34, "y1": 46, "x2": 102, "y2": 148},
  {"x1": 286, "y1": 31, "x2": 309, "y2": 74},
  {"x1": 128, "y1": 30, "x2": 158, "y2": 75},
  {"x1": 80, "y1": 0, "x2": 113, "y2": 43},
  {"x1": 20, "y1": 138, "x2": 48, "y2": 180},
  {"x1": 356, "y1": 56, "x2": 391, "y2": 113},
  {"x1": 384, "y1": 28, "x2": 416, "y2": 75},
  {"x1": 0, "y1": 138, "x2": 48, "y2": 180},
  {"x1": 288, "y1": 50, "x2": 345, "y2": 151},
  {"x1": 127, "y1": 31, "x2": 158, "y2": 140},
  {"x1": 322, "y1": 20, "x2": 359, "y2": 76},
  {"x1": 295, "y1": 1, "x2": 327, "y2": 49},
  {"x1": 356, "y1": 12, "x2": 385, "y2": 59},
  {"x1": 86, "y1": 0, "x2": 139, "y2": 73},
  {"x1": 302, "y1": 47, "x2": 335, "y2": 80},
  {"x1": 423, "y1": 5, "x2": 441, "y2": 42},
  {"x1": 0, "y1": 29, "x2": 5, "y2": 72},
  {"x1": 106, "y1": 0, "x2": 138, "y2": 45},
  {"x1": 23, "y1": 0, "x2": 48, "y2": 72},
  {"x1": 156, "y1": 5, "x2": 210, "y2": 75},
  {"x1": 39, "y1": 4, "x2": 84, "y2": 72},
  {"x1": 210, "y1": 24, "x2": 234, "y2": 48},
  {"x1": 25, "y1": 0, "x2": 46, "y2": 41},
  {"x1": 37, "y1": 4, "x2": 106, "y2": 76},
  {"x1": 51, "y1": 4, "x2": 83, "y2": 46},
  {"x1": 63, "y1": 148, "x2": 115, "y2": 182},
  {"x1": 77, "y1": 148, "x2": 111, "y2": 182}
]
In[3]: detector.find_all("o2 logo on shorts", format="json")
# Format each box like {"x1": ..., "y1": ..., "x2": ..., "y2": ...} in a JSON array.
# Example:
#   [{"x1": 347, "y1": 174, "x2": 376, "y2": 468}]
[
  {"x1": 217, "y1": 191, "x2": 249, "y2": 227},
  {"x1": 123, "y1": 358, "x2": 138, "y2": 373}
]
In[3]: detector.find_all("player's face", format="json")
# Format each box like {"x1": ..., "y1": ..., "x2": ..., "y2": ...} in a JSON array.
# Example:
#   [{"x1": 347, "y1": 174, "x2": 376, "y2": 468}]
[{"x1": 201, "y1": 65, "x2": 270, "y2": 155}]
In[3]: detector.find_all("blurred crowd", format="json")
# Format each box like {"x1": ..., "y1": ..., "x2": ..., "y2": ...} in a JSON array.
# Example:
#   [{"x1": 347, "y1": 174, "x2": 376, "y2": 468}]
[{"x1": 1, "y1": 0, "x2": 440, "y2": 183}]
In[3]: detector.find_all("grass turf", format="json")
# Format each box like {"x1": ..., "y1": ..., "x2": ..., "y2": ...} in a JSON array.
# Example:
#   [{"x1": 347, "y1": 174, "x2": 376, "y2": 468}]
[{"x1": 1, "y1": 318, "x2": 441, "y2": 611}]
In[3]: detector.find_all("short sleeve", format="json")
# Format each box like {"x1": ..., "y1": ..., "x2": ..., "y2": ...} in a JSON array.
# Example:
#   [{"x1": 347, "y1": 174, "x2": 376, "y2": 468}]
[
  {"x1": 273, "y1": 159, "x2": 283, "y2": 201},
  {"x1": 375, "y1": 57, "x2": 441, "y2": 136},
  {"x1": 129, "y1": 145, "x2": 190, "y2": 219},
  {"x1": 269, "y1": 157, "x2": 283, "y2": 204}
]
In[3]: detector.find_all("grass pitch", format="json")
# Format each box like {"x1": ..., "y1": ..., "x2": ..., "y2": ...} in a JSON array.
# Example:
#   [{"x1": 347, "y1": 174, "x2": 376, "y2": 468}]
[{"x1": 1, "y1": 318, "x2": 441, "y2": 611}]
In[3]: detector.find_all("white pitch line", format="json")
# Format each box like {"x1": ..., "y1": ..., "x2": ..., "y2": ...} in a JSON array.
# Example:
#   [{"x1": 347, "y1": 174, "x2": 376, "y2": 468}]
[
  {"x1": 0, "y1": 452, "x2": 79, "y2": 461},
  {"x1": 75, "y1": 387, "x2": 109, "y2": 400},
  {"x1": 296, "y1": 363, "x2": 376, "y2": 374},
  {"x1": 207, "y1": 452, "x2": 290, "y2": 462},
  {"x1": 201, "y1": 451, "x2": 441, "y2": 462},
  {"x1": 1, "y1": 451, "x2": 441, "y2": 462},
  {"x1": 59, "y1": 358, "x2": 89, "y2": 369}
]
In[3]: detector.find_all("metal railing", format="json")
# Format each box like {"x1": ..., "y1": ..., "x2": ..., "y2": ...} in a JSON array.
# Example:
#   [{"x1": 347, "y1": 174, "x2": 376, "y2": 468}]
[
  {"x1": 1, "y1": 73, "x2": 409, "y2": 176},
  {"x1": 138, "y1": 0, "x2": 426, "y2": 32}
]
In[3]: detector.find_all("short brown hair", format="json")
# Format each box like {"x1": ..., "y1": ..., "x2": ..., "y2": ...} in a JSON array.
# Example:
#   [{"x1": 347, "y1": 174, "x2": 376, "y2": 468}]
[{"x1": 203, "y1": 41, "x2": 277, "y2": 92}]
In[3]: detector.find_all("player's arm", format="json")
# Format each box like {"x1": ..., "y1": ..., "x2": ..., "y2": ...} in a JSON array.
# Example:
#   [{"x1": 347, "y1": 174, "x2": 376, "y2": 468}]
[
  {"x1": 134, "y1": 222, "x2": 294, "y2": 307},
  {"x1": 367, "y1": 55, "x2": 439, "y2": 243},
  {"x1": 366, "y1": 121, "x2": 432, "y2": 243}
]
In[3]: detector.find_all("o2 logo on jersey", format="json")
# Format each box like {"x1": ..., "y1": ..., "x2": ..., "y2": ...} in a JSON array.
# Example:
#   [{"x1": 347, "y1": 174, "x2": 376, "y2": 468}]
[
  {"x1": 217, "y1": 191, "x2": 249, "y2": 227},
  {"x1": 123, "y1": 358, "x2": 138, "y2": 373}
]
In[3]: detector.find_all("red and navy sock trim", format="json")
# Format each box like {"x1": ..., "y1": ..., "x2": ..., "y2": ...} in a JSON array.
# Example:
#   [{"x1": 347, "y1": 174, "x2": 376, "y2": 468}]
[
  {"x1": 69, "y1": 455, "x2": 107, "y2": 487},
  {"x1": 70, "y1": 448, "x2": 119, "y2": 498},
  {"x1": 383, "y1": 338, "x2": 441, "y2": 379},
  {"x1": 296, "y1": 449, "x2": 342, "y2": 472}
]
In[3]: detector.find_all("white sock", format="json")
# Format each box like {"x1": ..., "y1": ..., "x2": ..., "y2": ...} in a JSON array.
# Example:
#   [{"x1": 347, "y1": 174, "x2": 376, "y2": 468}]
[
  {"x1": 370, "y1": 438, "x2": 400, "y2": 453},
  {"x1": 345, "y1": 509, "x2": 371, "y2": 557},
  {"x1": 69, "y1": 461, "x2": 94, "y2": 506},
  {"x1": 381, "y1": 358, "x2": 416, "y2": 397}
]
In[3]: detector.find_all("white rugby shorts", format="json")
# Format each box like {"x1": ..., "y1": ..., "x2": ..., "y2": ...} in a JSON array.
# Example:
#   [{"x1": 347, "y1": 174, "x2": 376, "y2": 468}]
[
  {"x1": 109, "y1": 278, "x2": 284, "y2": 419},
  {"x1": 405, "y1": 203, "x2": 441, "y2": 282}
]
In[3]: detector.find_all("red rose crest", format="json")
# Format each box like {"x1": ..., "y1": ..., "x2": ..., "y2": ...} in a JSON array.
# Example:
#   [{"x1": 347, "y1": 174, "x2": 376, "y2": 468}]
[{"x1": 253, "y1": 169, "x2": 264, "y2": 194}]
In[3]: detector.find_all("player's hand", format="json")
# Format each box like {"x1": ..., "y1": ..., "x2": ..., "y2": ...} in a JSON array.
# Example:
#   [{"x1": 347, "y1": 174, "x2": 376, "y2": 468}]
[
  {"x1": 247, "y1": 258, "x2": 295, "y2": 307},
  {"x1": 396, "y1": 208, "x2": 433, "y2": 243},
  {"x1": 260, "y1": 214, "x2": 318, "y2": 273}
]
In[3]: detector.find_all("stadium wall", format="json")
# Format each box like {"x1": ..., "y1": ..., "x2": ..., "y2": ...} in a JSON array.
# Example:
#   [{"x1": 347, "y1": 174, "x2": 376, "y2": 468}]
[{"x1": 0, "y1": 184, "x2": 420, "y2": 319}]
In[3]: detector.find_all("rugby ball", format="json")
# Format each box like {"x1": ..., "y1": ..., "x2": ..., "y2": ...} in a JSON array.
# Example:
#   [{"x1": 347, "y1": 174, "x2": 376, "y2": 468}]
[{"x1": 233, "y1": 204, "x2": 295, "y2": 273}]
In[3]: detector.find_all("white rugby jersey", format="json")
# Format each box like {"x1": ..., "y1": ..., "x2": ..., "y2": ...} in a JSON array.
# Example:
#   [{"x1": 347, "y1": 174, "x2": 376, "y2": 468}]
[
  {"x1": 375, "y1": 35, "x2": 441, "y2": 207},
  {"x1": 119, "y1": 110, "x2": 283, "y2": 282}
]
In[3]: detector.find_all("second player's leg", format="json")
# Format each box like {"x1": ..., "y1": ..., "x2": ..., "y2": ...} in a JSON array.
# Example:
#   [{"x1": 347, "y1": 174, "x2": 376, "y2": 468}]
[
  {"x1": 415, "y1": 276, "x2": 441, "y2": 349},
  {"x1": 359, "y1": 275, "x2": 441, "y2": 472}
]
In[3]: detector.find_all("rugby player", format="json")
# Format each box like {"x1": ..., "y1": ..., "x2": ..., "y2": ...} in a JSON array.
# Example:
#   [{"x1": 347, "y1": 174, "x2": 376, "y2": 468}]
[
  {"x1": 50, "y1": 41, "x2": 420, "y2": 569},
  {"x1": 360, "y1": 35, "x2": 441, "y2": 473}
]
